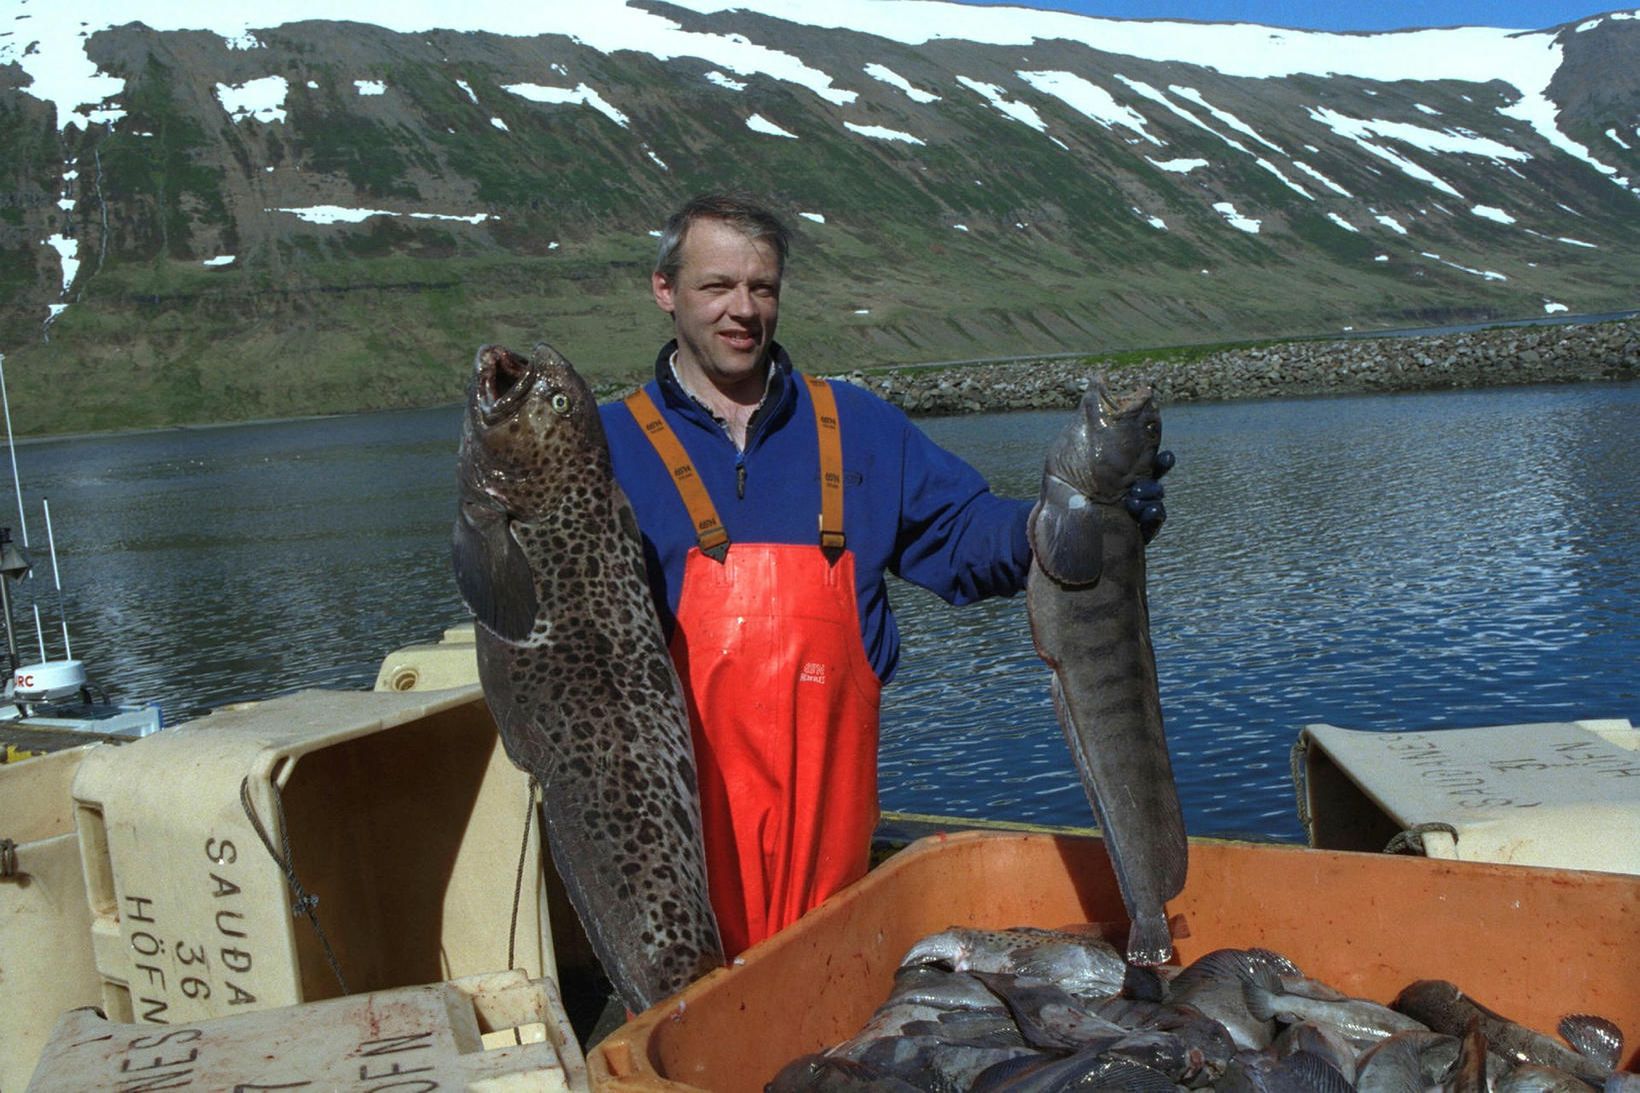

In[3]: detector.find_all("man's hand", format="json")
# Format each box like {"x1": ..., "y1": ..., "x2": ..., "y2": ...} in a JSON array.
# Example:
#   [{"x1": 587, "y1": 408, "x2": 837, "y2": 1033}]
[{"x1": 1123, "y1": 450, "x2": 1174, "y2": 543}]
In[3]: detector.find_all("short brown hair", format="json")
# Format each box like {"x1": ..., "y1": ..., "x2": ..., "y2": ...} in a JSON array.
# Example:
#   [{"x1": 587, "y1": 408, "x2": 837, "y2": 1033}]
[{"x1": 654, "y1": 192, "x2": 789, "y2": 282}]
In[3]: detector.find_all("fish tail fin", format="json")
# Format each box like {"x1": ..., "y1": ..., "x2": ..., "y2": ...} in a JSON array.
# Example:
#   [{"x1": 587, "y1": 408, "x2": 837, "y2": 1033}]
[
  {"x1": 1560, "y1": 1014, "x2": 1623, "y2": 1068},
  {"x1": 1241, "y1": 965, "x2": 1283, "y2": 1022},
  {"x1": 1282, "y1": 1051, "x2": 1354, "y2": 1093},
  {"x1": 1086, "y1": 1058, "x2": 1179, "y2": 1093},
  {"x1": 1124, "y1": 911, "x2": 1175, "y2": 967}
]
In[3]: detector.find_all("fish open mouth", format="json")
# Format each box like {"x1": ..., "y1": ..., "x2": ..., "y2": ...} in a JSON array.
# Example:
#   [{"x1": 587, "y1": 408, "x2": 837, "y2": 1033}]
[
  {"x1": 476, "y1": 344, "x2": 534, "y2": 424},
  {"x1": 1096, "y1": 379, "x2": 1155, "y2": 418}
]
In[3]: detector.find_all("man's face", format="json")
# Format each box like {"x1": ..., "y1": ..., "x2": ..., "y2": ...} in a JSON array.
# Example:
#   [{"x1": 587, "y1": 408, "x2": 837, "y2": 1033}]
[{"x1": 653, "y1": 217, "x2": 781, "y2": 395}]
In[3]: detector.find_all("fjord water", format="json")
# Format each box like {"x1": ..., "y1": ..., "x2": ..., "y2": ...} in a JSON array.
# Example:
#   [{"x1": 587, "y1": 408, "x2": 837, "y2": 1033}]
[{"x1": 9, "y1": 381, "x2": 1636, "y2": 841}]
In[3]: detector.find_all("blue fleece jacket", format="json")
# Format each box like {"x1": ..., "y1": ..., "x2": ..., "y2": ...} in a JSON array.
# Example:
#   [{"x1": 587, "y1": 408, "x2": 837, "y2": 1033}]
[{"x1": 599, "y1": 341, "x2": 1033, "y2": 684}]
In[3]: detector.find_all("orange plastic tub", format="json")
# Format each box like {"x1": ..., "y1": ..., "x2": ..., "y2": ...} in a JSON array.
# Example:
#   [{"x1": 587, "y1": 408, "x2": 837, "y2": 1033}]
[{"x1": 590, "y1": 831, "x2": 1640, "y2": 1091}]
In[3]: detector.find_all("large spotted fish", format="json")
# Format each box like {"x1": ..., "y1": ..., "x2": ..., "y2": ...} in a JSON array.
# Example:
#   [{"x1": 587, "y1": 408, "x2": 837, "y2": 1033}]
[
  {"x1": 1026, "y1": 379, "x2": 1187, "y2": 966},
  {"x1": 452, "y1": 341, "x2": 723, "y2": 1012}
]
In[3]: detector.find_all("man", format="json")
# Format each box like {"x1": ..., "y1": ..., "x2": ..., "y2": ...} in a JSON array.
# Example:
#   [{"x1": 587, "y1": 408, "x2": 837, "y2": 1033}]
[{"x1": 600, "y1": 192, "x2": 1164, "y2": 957}]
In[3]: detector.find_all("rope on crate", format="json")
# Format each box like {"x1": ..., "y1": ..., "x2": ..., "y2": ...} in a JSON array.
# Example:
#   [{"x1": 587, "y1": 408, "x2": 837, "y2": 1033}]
[
  {"x1": 239, "y1": 776, "x2": 349, "y2": 995},
  {"x1": 507, "y1": 776, "x2": 539, "y2": 1048},
  {"x1": 509, "y1": 775, "x2": 537, "y2": 976},
  {"x1": 1384, "y1": 821, "x2": 1460, "y2": 856},
  {"x1": 1288, "y1": 737, "x2": 1314, "y2": 844}
]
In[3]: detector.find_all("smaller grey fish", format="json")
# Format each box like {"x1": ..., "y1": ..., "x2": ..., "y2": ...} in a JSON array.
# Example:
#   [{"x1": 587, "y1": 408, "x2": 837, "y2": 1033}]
[
  {"x1": 973, "y1": 1049, "x2": 1181, "y2": 1093},
  {"x1": 1095, "y1": 1021, "x2": 1227, "y2": 1086},
  {"x1": 1166, "y1": 952, "x2": 1281, "y2": 1050},
  {"x1": 1122, "y1": 964, "x2": 1171, "y2": 1005},
  {"x1": 1088, "y1": 993, "x2": 1165, "y2": 1028},
  {"x1": 1396, "y1": 980, "x2": 1614, "y2": 1086},
  {"x1": 1249, "y1": 950, "x2": 1351, "y2": 1005},
  {"x1": 1139, "y1": 1004, "x2": 1239, "y2": 1086},
  {"x1": 1219, "y1": 1049, "x2": 1357, "y2": 1093},
  {"x1": 1498, "y1": 1063, "x2": 1606, "y2": 1092},
  {"x1": 901, "y1": 926, "x2": 1128, "y2": 995},
  {"x1": 1013, "y1": 937, "x2": 1132, "y2": 999},
  {"x1": 1374, "y1": 1030, "x2": 1511, "y2": 1090},
  {"x1": 765, "y1": 1053, "x2": 925, "y2": 1093},
  {"x1": 1273, "y1": 1021, "x2": 1362, "y2": 1083},
  {"x1": 855, "y1": 1033, "x2": 1042, "y2": 1090},
  {"x1": 830, "y1": 999, "x2": 963, "y2": 1051},
  {"x1": 971, "y1": 971, "x2": 1130, "y2": 1052},
  {"x1": 1168, "y1": 949, "x2": 1301, "y2": 1000},
  {"x1": 900, "y1": 1009, "x2": 1031, "y2": 1048},
  {"x1": 1445, "y1": 1017, "x2": 1492, "y2": 1093},
  {"x1": 1355, "y1": 1030, "x2": 1435, "y2": 1093},
  {"x1": 1246, "y1": 965, "x2": 1428, "y2": 1043},
  {"x1": 887, "y1": 966, "x2": 1019, "y2": 1013}
]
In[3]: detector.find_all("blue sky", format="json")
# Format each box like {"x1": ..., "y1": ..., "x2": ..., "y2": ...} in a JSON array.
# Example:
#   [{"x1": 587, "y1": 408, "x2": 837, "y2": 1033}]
[{"x1": 969, "y1": 0, "x2": 1624, "y2": 31}]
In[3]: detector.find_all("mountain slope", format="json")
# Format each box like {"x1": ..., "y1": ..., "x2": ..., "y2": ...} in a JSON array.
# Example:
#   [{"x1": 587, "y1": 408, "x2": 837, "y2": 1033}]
[{"x1": 1, "y1": 0, "x2": 1636, "y2": 433}]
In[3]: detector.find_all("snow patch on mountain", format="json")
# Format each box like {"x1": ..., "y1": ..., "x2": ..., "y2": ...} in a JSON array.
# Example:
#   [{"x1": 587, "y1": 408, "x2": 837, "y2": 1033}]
[
  {"x1": 504, "y1": 83, "x2": 630, "y2": 128},
  {"x1": 1017, "y1": 70, "x2": 1161, "y2": 145}
]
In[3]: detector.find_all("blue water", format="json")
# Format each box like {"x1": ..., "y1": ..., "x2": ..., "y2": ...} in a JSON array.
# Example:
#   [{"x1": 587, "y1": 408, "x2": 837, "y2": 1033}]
[
  {"x1": 880, "y1": 382, "x2": 1639, "y2": 839},
  {"x1": 6, "y1": 382, "x2": 1635, "y2": 841}
]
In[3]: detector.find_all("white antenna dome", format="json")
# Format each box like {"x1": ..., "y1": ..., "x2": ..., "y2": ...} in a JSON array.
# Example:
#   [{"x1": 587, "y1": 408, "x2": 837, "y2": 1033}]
[{"x1": 14, "y1": 660, "x2": 87, "y2": 702}]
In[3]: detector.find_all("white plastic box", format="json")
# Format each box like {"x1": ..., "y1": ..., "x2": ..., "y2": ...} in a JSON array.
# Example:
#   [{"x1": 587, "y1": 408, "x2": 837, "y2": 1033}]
[
  {"x1": 1295, "y1": 717, "x2": 1640, "y2": 873},
  {"x1": 70, "y1": 685, "x2": 554, "y2": 1026},
  {"x1": 0, "y1": 744, "x2": 105, "y2": 1093},
  {"x1": 374, "y1": 624, "x2": 479, "y2": 692},
  {"x1": 27, "y1": 970, "x2": 588, "y2": 1092}
]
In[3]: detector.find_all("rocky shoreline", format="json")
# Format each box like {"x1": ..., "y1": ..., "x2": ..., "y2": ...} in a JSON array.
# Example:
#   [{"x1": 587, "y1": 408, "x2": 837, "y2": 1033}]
[{"x1": 824, "y1": 318, "x2": 1639, "y2": 415}]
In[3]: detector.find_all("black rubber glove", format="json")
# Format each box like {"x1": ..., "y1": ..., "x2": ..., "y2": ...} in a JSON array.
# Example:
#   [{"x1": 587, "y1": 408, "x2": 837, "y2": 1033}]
[{"x1": 1124, "y1": 450, "x2": 1174, "y2": 543}]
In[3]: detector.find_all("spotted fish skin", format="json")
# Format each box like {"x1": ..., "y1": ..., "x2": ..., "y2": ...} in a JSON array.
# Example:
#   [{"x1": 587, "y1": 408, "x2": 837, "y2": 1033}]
[
  {"x1": 1025, "y1": 379, "x2": 1187, "y2": 966},
  {"x1": 452, "y1": 341, "x2": 723, "y2": 1013}
]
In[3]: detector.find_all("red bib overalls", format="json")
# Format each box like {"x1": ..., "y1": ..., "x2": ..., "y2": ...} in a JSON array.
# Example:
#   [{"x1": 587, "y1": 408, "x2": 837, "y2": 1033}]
[{"x1": 625, "y1": 376, "x2": 881, "y2": 957}]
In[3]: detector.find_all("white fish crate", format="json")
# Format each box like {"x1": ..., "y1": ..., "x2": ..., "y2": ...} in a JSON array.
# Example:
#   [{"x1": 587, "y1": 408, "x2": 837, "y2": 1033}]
[
  {"x1": 1296, "y1": 717, "x2": 1640, "y2": 873},
  {"x1": 26, "y1": 969, "x2": 587, "y2": 1092},
  {"x1": 69, "y1": 685, "x2": 554, "y2": 1026},
  {"x1": 1, "y1": 744, "x2": 105, "y2": 1093}
]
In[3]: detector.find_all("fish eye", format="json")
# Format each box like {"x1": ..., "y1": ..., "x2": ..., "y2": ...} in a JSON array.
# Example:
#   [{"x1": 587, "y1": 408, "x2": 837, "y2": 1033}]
[{"x1": 549, "y1": 391, "x2": 571, "y2": 415}]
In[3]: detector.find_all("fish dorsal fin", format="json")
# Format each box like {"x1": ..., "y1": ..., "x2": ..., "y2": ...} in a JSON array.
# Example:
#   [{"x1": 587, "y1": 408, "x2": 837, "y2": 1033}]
[
  {"x1": 1281, "y1": 1050, "x2": 1355, "y2": 1093},
  {"x1": 1028, "y1": 474, "x2": 1104, "y2": 587},
  {"x1": 1171, "y1": 948, "x2": 1266, "y2": 995},
  {"x1": 452, "y1": 499, "x2": 540, "y2": 641},
  {"x1": 1450, "y1": 1016, "x2": 1490, "y2": 1092},
  {"x1": 1247, "y1": 948, "x2": 1304, "y2": 977},
  {"x1": 1559, "y1": 1014, "x2": 1624, "y2": 1068}
]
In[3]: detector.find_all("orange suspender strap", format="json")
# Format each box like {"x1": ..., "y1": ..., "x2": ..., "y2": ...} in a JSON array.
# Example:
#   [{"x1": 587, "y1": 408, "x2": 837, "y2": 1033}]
[
  {"x1": 801, "y1": 374, "x2": 847, "y2": 562},
  {"x1": 624, "y1": 377, "x2": 845, "y2": 562},
  {"x1": 624, "y1": 388, "x2": 731, "y2": 562}
]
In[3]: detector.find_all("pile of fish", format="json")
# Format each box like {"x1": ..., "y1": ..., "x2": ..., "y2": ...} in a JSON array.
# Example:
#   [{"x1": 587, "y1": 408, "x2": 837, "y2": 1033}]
[{"x1": 768, "y1": 926, "x2": 1638, "y2": 1092}]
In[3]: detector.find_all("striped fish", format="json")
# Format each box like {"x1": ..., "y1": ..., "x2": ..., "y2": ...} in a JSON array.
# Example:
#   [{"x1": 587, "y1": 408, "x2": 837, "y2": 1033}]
[{"x1": 1025, "y1": 378, "x2": 1187, "y2": 965}]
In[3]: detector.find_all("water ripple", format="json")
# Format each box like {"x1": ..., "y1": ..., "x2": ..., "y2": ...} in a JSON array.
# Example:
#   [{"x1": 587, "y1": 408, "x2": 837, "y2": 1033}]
[{"x1": 884, "y1": 383, "x2": 1639, "y2": 840}]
